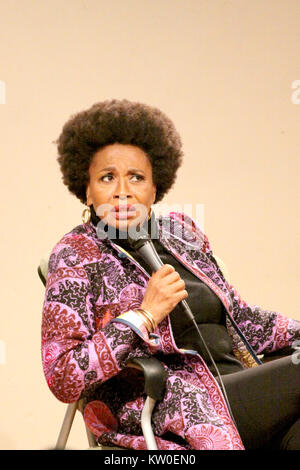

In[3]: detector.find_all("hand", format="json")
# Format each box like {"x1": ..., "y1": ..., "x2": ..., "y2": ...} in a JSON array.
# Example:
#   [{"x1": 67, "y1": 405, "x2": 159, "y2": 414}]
[{"x1": 140, "y1": 264, "x2": 188, "y2": 326}]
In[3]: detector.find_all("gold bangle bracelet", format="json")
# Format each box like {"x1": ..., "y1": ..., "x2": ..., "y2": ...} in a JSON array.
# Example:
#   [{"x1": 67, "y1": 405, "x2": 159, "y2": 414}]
[
  {"x1": 137, "y1": 312, "x2": 154, "y2": 332},
  {"x1": 136, "y1": 308, "x2": 157, "y2": 331},
  {"x1": 135, "y1": 311, "x2": 153, "y2": 332},
  {"x1": 118, "y1": 310, "x2": 153, "y2": 333}
]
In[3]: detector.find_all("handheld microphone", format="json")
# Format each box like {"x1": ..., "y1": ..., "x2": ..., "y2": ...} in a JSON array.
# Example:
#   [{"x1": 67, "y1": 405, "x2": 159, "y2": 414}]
[{"x1": 127, "y1": 227, "x2": 195, "y2": 323}]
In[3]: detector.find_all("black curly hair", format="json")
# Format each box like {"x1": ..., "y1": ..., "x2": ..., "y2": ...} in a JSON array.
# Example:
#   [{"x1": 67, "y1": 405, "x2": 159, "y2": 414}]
[{"x1": 55, "y1": 99, "x2": 184, "y2": 205}]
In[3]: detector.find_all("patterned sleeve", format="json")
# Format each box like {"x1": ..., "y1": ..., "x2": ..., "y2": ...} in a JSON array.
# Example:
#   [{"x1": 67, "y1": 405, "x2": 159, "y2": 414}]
[
  {"x1": 178, "y1": 211, "x2": 300, "y2": 355},
  {"x1": 41, "y1": 237, "x2": 157, "y2": 404},
  {"x1": 225, "y1": 282, "x2": 300, "y2": 355}
]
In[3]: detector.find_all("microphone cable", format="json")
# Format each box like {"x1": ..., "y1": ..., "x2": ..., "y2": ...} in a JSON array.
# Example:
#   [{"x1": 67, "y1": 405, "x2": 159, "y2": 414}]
[{"x1": 178, "y1": 299, "x2": 239, "y2": 431}]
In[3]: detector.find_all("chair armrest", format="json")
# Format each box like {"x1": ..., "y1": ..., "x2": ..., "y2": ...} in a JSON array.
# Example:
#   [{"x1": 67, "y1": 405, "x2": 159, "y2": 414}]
[
  {"x1": 126, "y1": 357, "x2": 167, "y2": 401},
  {"x1": 38, "y1": 266, "x2": 47, "y2": 286}
]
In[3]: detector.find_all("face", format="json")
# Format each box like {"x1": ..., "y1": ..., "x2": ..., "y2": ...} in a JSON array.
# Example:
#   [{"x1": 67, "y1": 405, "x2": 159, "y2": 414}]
[{"x1": 86, "y1": 143, "x2": 157, "y2": 231}]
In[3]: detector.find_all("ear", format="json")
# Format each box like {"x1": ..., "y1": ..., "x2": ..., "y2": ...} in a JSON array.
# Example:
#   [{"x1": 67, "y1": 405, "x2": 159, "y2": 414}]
[
  {"x1": 86, "y1": 184, "x2": 92, "y2": 206},
  {"x1": 152, "y1": 185, "x2": 157, "y2": 205}
]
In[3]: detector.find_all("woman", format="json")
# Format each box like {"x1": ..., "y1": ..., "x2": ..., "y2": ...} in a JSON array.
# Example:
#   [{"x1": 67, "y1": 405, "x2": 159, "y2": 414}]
[{"x1": 42, "y1": 99, "x2": 300, "y2": 450}]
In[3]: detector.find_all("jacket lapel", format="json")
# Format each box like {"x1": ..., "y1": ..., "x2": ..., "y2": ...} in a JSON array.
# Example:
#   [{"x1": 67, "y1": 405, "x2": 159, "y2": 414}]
[{"x1": 157, "y1": 217, "x2": 234, "y2": 315}]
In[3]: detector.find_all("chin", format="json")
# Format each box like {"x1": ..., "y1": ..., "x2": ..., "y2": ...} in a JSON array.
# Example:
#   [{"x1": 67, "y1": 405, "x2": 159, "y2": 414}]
[
  {"x1": 104, "y1": 212, "x2": 148, "y2": 232},
  {"x1": 117, "y1": 219, "x2": 141, "y2": 230}
]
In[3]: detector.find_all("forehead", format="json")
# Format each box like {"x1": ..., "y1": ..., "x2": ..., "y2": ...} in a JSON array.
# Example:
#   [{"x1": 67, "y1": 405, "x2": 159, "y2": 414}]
[{"x1": 90, "y1": 143, "x2": 152, "y2": 171}]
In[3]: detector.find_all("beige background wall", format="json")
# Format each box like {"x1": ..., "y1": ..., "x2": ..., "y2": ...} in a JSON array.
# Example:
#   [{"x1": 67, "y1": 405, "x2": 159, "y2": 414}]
[{"x1": 0, "y1": 0, "x2": 299, "y2": 450}]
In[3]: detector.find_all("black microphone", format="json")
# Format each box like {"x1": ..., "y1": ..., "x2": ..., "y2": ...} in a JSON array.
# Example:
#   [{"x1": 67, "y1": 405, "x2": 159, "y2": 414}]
[{"x1": 127, "y1": 226, "x2": 195, "y2": 323}]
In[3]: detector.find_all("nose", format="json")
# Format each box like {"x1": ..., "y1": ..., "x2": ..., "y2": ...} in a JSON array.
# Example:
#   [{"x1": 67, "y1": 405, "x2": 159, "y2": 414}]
[{"x1": 114, "y1": 176, "x2": 132, "y2": 200}]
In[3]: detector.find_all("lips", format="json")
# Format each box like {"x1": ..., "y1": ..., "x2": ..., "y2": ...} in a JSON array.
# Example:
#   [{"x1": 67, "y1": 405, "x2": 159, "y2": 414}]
[
  {"x1": 112, "y1": 205, "x2": 135, "y2": 212},
  {"x1": 111, "y1": 204, "x2": 137, "y2": 219}
]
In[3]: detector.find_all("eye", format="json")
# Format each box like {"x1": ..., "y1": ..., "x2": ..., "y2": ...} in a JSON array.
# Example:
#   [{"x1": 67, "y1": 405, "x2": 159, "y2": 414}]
[
  {"x1": 100, "y1": 173, "x2": 114, "y2": 182},
  {"x1": 99, "y1": 173, "x2": 145, "y2": 183},
  {"x1": 131, "y1": 174, "x2": 145, "y2": 182}
]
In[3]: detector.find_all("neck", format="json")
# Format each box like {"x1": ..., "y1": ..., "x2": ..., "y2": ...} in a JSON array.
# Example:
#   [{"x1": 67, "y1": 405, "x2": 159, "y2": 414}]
[{"x1": 90, "y1": 205, "x2": 158, "y2": 242}]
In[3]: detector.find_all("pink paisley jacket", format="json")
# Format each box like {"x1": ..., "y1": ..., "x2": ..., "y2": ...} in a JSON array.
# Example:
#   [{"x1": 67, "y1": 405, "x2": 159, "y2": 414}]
[{"x1": 41, "y1": 212, "x2": 300, "y2": 450}]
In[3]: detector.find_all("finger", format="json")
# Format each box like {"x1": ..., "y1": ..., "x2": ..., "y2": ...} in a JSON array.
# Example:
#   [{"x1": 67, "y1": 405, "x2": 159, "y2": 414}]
[
  {"x1": 168, "y1": 279, "x2": 186, "y2": 293},
  {"x1": 161, "y1": 270, "x2": 181, "y2": 285},
  {"x1": 159, "y1": 264, "x2": 175, "y2": 274},
  {"x1": 154, "y1": 264, "x2": 175, "y2": 280}
]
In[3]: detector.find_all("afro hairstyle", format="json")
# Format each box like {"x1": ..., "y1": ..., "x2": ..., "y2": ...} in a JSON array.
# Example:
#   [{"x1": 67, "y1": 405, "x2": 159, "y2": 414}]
[{"x1": 55, "y1": 98, "x2": 184, "y2": 205}]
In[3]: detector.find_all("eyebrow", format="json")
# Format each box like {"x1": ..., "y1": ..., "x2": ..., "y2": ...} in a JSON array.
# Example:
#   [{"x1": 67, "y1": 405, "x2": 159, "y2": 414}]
[{"x1": 97, "y1": 166, "x2": 145, "y2": 174}]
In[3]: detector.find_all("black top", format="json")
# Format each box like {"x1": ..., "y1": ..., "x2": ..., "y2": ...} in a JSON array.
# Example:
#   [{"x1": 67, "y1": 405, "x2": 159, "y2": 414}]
[{"x1": 91, "y1": 210, "x2": 244, "y2": 376}]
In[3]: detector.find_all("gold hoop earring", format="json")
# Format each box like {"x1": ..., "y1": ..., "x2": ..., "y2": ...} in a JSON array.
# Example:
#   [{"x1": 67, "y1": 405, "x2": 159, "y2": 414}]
[{"x1": 82, "y1": 206, "x2": 91, "y2": 224}]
